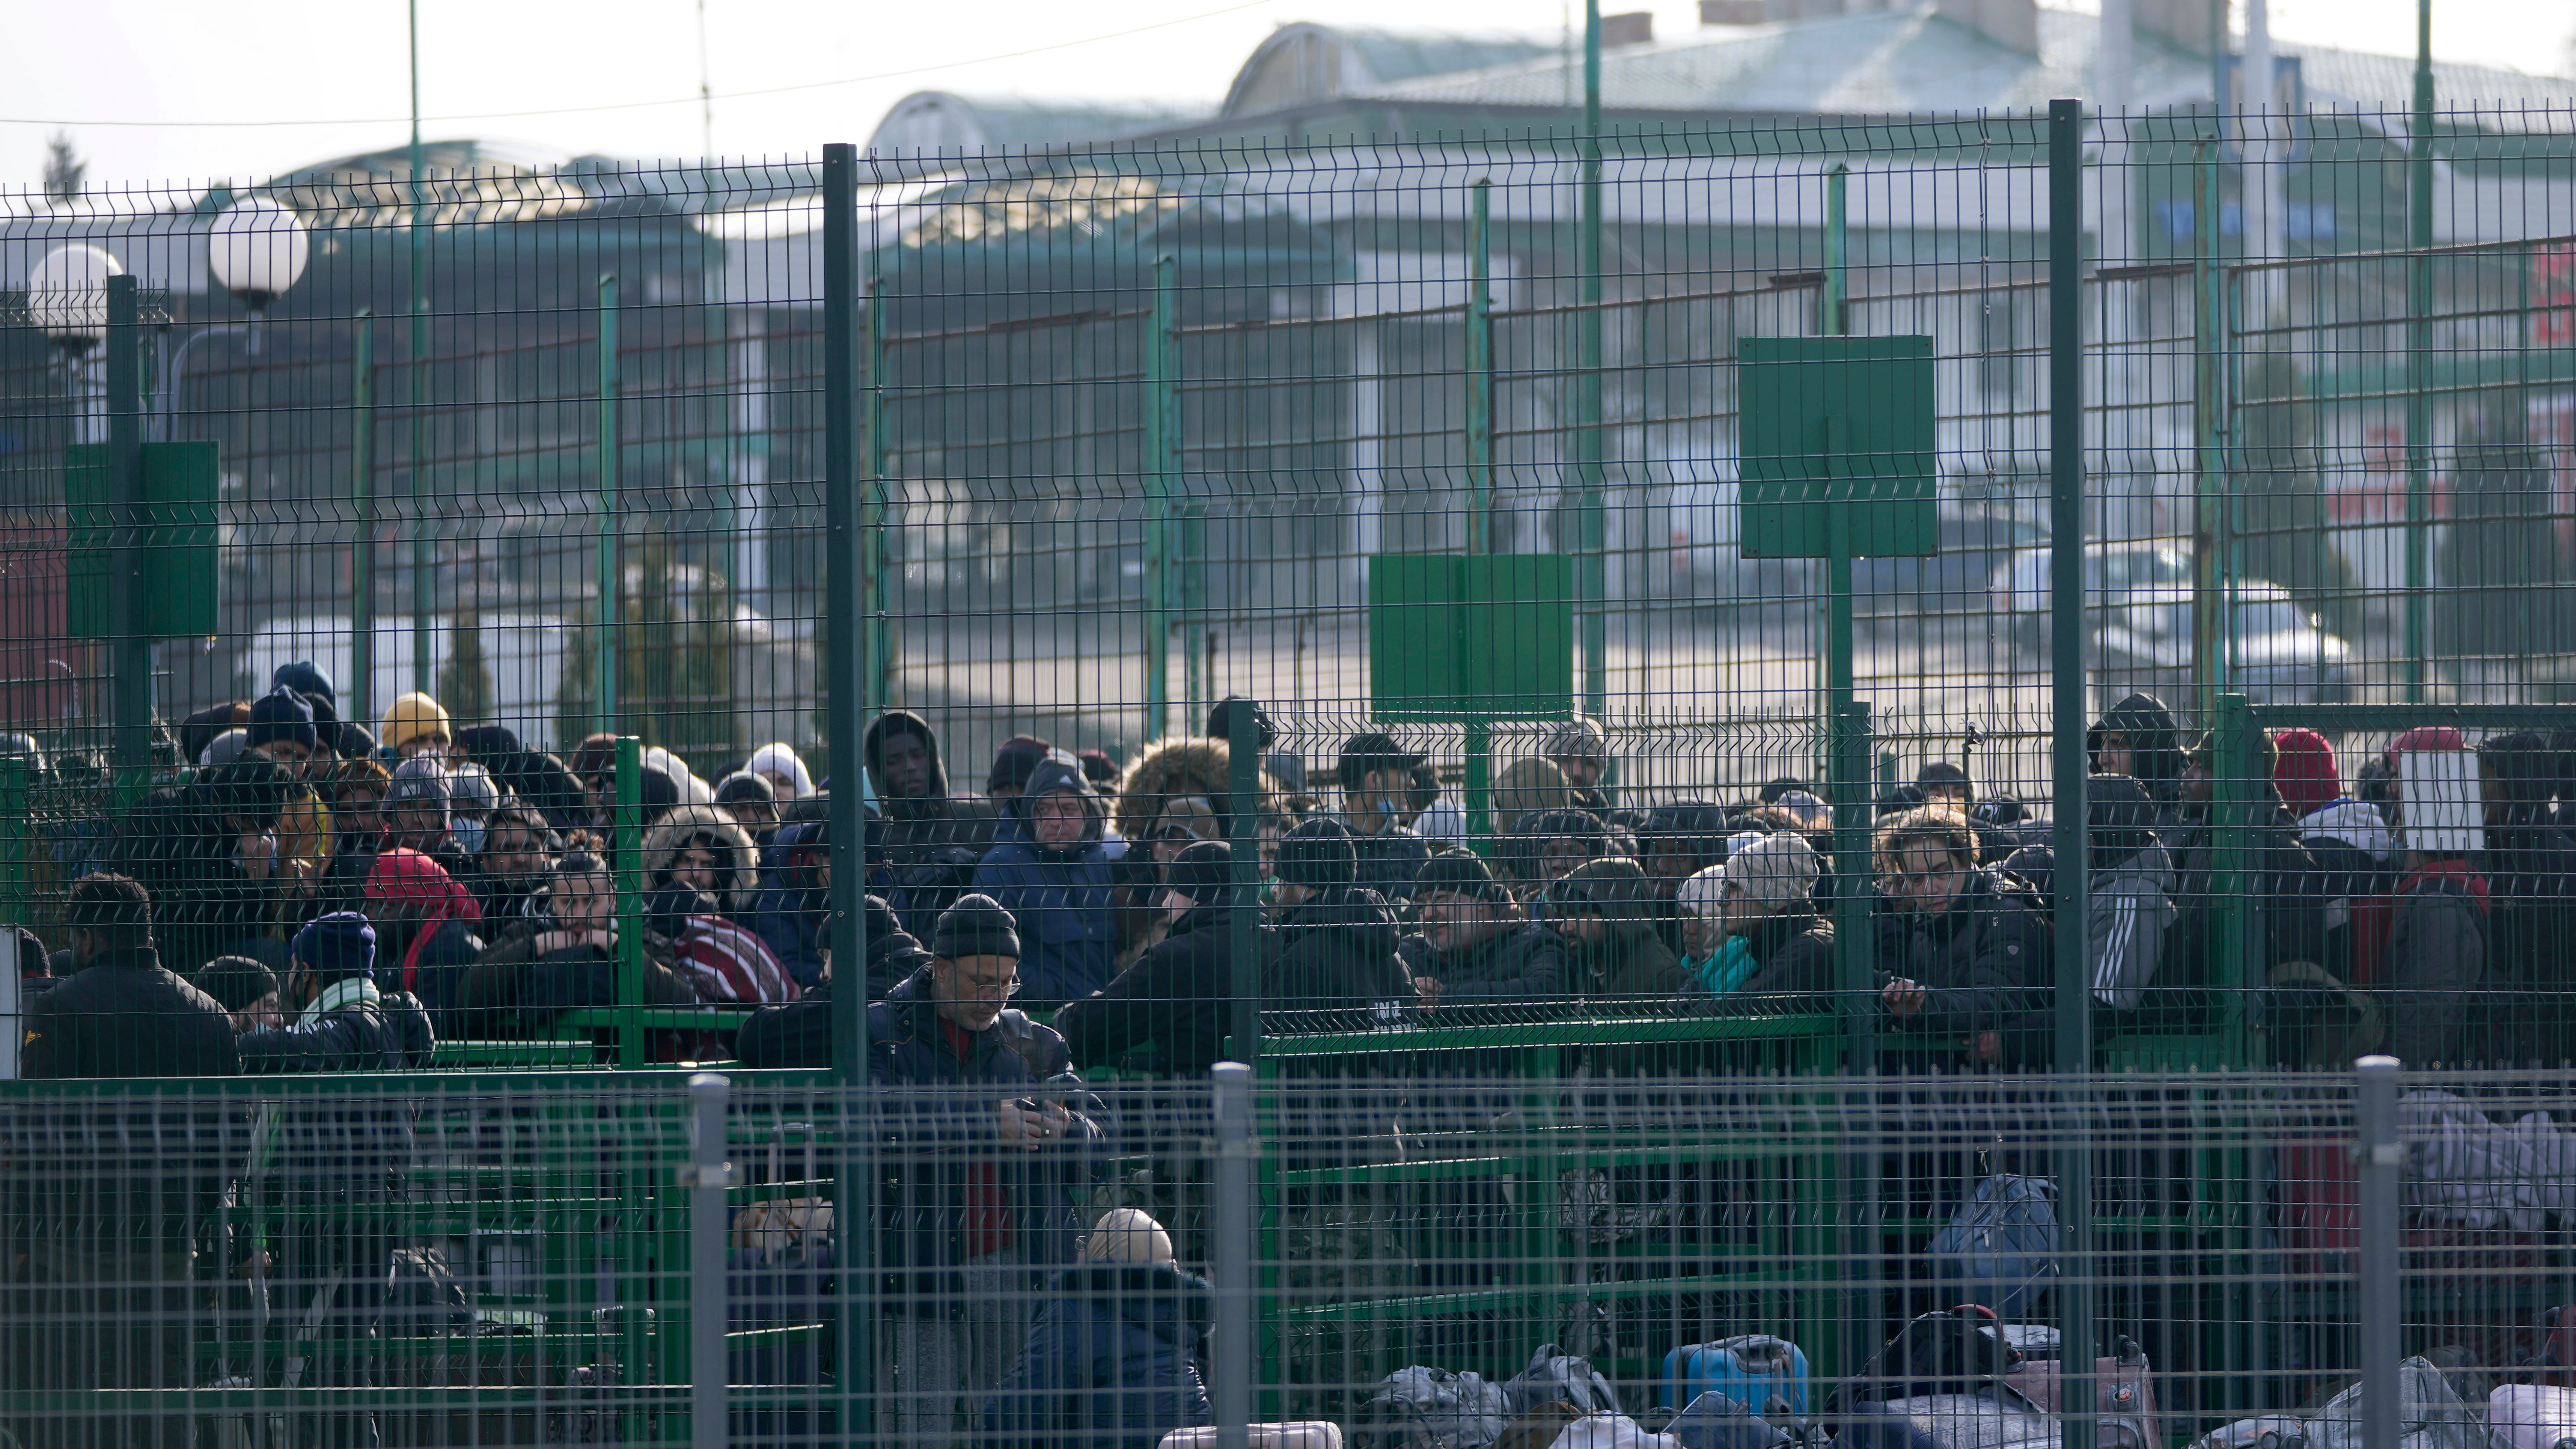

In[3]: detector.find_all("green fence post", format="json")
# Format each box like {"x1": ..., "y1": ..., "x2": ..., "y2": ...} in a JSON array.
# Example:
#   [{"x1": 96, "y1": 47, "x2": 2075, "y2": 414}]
[
  {"x1": 350, "y1": 310, "x2": 375, "y2": 731},
  {"x1": 821, "y1": 140, "x2": 877, "y2": 1438},
  {"x1": 1822, "y1": 162, "x2": 1848, "y2": 337},
  {"x1": 596, "y1": 273, "x2": 621, "y2": 739},
  {"x1": 1465, "y1": 179, "x2": 1495, "y2": 843},
  {"x1": 2047, "y1": 98, "x2": 2097, "y2": 1445},
  {"x1": 0, "y1": 758, "x2": 27, "y2": 929},
  {"x1": 1227, "y1": 698, "x2": 1263, "y2": 1063},
  {"x1": 105, "y1": 275, "x2": 150, "y2": 801},
  {"x1": 1576, "y1": 0, "x2": 1607, "y2": 720},
  {"x1": 614, "y1": 737, "x2": 645, "y2": 1070},
  {"x1": 2212, "y1": 692, "x2": 2255, "y2": 1066},
  {"x1": 1831, "y1": 703, "x2": 1873, "y2": 1075},
  {"x1": 2193, "y1": 140, "x2": 2226, "y2": 724},
  {"x1": 2403, "y1": 0, "x2": 2435, "y2": 702},
  {"x1": 1144, "y1": 255, "x2": 1177, "y2": 742},
  {"x1": 865, "y1": 275, "x2": 892, "y2": 710}
]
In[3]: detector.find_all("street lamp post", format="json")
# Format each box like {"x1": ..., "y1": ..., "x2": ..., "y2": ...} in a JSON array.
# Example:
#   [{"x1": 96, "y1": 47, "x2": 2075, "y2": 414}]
[
  {"x1": 159, "y1": 199, "x2": 313, "y2": 439},
  {"x1": 28, "y1": 243, "x2": 122, "y2": 446}
]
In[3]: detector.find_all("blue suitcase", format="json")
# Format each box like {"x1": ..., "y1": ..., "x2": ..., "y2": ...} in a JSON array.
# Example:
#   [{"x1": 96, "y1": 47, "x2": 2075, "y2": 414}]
[{"x1": 1659, "y1": 1335, "x2": 1812, "y2": 1415}]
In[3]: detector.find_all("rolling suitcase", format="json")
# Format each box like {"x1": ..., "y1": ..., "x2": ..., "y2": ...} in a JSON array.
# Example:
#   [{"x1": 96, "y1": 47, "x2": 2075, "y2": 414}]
[
  {"x1": 2490, "y1": 1386, "x2": 2576, "y2": 1449},
  {"x1": 1999, "y1": 1336, "x2": 2161, "y2": 1449},
  {"x1": 1660, "y1": 1335, "x2": 1812, "y2": 1415}
]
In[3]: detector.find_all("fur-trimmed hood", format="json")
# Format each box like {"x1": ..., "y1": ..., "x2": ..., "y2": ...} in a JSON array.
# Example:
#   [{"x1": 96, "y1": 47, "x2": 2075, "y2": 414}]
[
  {"x1": 1112, "y1": 737, "x2": 1281, "y2": 842},
  {"x1": 642, "y1": 803, "x2": 761, "y2": 913}
]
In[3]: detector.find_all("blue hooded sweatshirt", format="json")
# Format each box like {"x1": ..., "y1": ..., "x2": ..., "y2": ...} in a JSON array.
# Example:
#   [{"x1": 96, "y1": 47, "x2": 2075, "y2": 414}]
[{"x1": 972, "y1": 757, "x2": 1116, "y2": 1009}]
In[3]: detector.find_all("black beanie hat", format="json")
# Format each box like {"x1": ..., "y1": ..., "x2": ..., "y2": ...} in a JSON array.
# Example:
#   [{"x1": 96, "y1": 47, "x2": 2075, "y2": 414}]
[
  {"x1": 930, "y1": 893, "x2": 1021, "y2": 961},
  {"x1": 987, "y1": 736, "x2": 1056, "y2": 794},
  {"x1": 1163, "y1": 839, "x2": 1235, "y2": 904},
  {"x1": 1275, "y1": 817, "x2": 1357, "y2": 889},
  {"x1": 1412, "y1": 848, "x2": 1505, "y2": 902},
  {"x1": 246, "y1": 687, "x2": 319, "y2": 756}
]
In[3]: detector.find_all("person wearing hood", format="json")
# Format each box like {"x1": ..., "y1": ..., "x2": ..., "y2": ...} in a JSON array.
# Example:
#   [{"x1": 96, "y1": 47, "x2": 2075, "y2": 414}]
[
  {"x1": 2080, "y1": 776, "x2": 2179, "y2": 1019},
  {"x1": 1265, "y1": 818, "x2": 1412, "y2": 1014},
  {"x1": 975, "y1": 1208, "x2": 1215, "y2": 1449},
  {"x1": 1543, "y1": 716, "x2": 1616, "y2": 816},
  {"x1": 973, "y1": 756, "x2": 1117, "y2": 1009},
  {"x1": 2088, "y1": 692, "x2": 2185, "y2": 811},
  {"x1": 1678, "y1": 831, "x2": 1836, "y2": 1010},
  {"x1": 364, "y1": 845, "x2": 484, "y2": 1033},
  {"x1": 746, "y1": 741, "x2": 815, "y2": 803},
  {"x1": 1053, "y1": 842, "x2": 1238, "y2": 1074},
  {"x1": 746, "y1": 816, "x2": 835, "y2": 991},
  {"x1": 1552, "y1": 857, "x2": 1691, "y2": 1002},
  {"x1": 714, "y1": 770, "x2": 781, "y2": 837},
  {"x1": 1398, "y1": 851, "x2": 1570, "y2": 1005},
  {"x1": 2275, "y1": 728, "x2": 2395, "y2": 983},
  {"x1": 866, "y1": 710, "x2": 999, "y2": 865},
  {"x1": 113, "y1": 756, "x2": 293, "y2": 973},
  {"x1": 643, "y1": 802, "x2": 762, "y2": 922}
]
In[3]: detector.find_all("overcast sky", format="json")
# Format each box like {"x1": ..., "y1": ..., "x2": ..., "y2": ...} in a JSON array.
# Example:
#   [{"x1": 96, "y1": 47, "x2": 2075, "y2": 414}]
[{"x1": 7, "y1": 0, "x2": 2571, "y2": 199}]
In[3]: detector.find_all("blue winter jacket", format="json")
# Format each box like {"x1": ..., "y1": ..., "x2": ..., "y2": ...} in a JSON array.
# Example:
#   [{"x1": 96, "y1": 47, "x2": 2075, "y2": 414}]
[
  {"x1": 972, "y1": 759, "x2": 1116, "y2": 1009},
  {"x1": 976, "y1": 1262, "x2": 1215, "y2": 1449},
  {"x1": 745, "y1": 819, "x2": 829, "y2": 990}
]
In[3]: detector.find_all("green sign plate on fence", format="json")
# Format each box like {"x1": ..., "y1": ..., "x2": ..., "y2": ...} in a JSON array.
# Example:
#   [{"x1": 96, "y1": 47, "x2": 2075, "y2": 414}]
[
  {"x1": 1739, "y1": 335, "x2": 1938, "y2": 560},
  {"x1": 65, "y1": 441, "x2": 220, "y2": 640},
  {"x1": 1368, "y1": 553, "x2": 1574, "y2": 722}
]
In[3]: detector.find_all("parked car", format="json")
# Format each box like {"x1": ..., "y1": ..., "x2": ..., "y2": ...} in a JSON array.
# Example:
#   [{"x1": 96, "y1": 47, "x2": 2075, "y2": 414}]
[
  {"x1": 1853, "y1": 511, "x2": 2050, "y2": 615},
  {"x1": 1988, "y1": 542, "x2": 2196, "y2": 655},
  {"x1": 2093, "y1": 583, "x2": 2352, "y2": 705}
]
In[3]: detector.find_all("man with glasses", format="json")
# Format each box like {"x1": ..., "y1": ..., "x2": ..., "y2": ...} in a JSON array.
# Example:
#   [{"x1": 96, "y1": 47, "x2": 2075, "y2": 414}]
[
  {"x1": 1874, "y1": 807, "x2": 2053, "y2": 1068},
  {"x1": 868, "y1": 893, "x2": 1104, "y2": 1446}
]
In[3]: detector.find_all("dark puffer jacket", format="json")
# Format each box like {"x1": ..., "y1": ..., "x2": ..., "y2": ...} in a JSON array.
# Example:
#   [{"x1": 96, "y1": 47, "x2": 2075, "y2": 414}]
[
  {"x1": 745, "y1": 819, "x2": 830, "y2": 990},
  {"x1": 866, "y1": 711, "x2": 999, "y2": 865},
  {"x1": 237, "y1": 982, "x2": 437, "y2": 1206},
  {"x1": 1689, "y1": 911, "x2": 1838, "y2": 1012},
  {"x1": 1398, "y1": 918, "x2": 1571, "y2": 1003},
  {"x1": 1882, "y1": 868, "x2": 2055, "y2": 1066},
  {"x1": 973, "y1": 758, "x2": 1117, "y2": 1009},
  {"x1": 1053, "y1": 904, "x2": 1233, "y2": 1076},
  {"x1": 975, "y1": 1262, "x2": 1215, "y2": 1449},
  {"x1": 1267, "y1": 886, "x2": 1412, "y2": 1013},
  {"x1": 868, "y1": 968, "x2": 1105, "y2": 1292}
]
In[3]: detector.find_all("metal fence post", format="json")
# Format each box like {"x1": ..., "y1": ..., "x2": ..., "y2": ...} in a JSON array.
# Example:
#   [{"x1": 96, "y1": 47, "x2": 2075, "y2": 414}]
[
  {"x1": 688, "y1": 1073, "x2": 733, "y2": 1449},
  {"x1": 1226, "y1": 699, "x2": 1262, "y2": 1063},
  {"x1": 597, "y1": 273, "x2": 621, "y2": 738},
  {"x1": 614, "y1": 737, "x2": 645, "y2": 1069},
  {"x1": 2357, "y1": 1054, "x2": 2402, "y2": 1449},
  {"x1": 350, "y1": 310, "x2": 375, "y2": 731},
  {"x1": 820, "y1": 139, "x2": 877, "y2": 1439},
  {"x1": 105, "y1": 274, "x2": 149, "y2": 797},
  {"x1": 1212, "y1": 1062, "x2": 1254, "y2": 1449},
  {"x1": 1144, "y1": 255, "x2": 1177, "y2": 742},
  {"x1": 1830, "y1": 700, "x2": 1873, "y2": 1073},
  {"x1": 2047, "y1": 98, "x2": 2098, "y2": 1449},
  {"x1": 863, "y1": 276, "x2": 892, "y2": 712},
  {"x1": 1576, "y1": 0, "x2": 1607, "y2": 720},
  {"x1": 1822, "y1": 162, "x2": 1848, "y2": 336}
]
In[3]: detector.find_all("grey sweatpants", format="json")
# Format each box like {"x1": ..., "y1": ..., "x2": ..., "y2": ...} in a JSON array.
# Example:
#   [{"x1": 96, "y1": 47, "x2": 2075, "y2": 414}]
[{"x1": 876, "y1": 1251, "x2": 1028, "y2": 1449}]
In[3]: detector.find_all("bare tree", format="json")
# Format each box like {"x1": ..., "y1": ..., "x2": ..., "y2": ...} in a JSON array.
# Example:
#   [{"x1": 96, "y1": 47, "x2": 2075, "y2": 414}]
[{"x1": 41, "y1": 131, "x2": 84, "y2": 206}]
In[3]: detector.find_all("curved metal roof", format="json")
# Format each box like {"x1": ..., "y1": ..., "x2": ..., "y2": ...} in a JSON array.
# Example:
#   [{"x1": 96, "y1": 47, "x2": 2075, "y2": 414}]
[
  {"x1": 867, "y1": 92, "x2": 1213, "y2": 158},
  {"x1": 1221, "y1": 24, "x2": 1559, "y2": 119}
]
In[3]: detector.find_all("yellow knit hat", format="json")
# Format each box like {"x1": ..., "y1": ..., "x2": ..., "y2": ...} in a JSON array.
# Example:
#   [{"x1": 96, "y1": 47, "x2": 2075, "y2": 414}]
[{"x1": 383, "y1": 691, "x2": 452, "y2": 750}]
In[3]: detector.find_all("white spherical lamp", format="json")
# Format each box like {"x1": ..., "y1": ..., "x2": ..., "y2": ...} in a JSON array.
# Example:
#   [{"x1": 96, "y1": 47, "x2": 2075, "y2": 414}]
[
  {"x1": 26, "y1": 243, "x2": 123, "y2": 348},
  {"x1": 207, "y1": 198, "x2": 310, "y2": 310}
]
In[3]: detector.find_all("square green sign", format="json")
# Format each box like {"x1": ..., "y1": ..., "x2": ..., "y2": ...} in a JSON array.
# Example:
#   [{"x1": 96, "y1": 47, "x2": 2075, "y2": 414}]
[
  {"x1": 1739, "y1": 334, "x2": 1938, "y2": 559},
  {"x1": 66, "y1": 441, "x2": 220, "y2": 640},
  {"x1": 1368, "y1": 553, "x2": 1574, "y2": 722}
]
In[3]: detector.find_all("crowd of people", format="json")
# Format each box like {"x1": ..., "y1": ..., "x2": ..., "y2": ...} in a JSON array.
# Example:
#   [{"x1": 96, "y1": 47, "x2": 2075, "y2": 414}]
[
  {"x1": 8, "y1": 670, "x2": 2573, "y2": 1077},
  {"x1": 16, "y1": 668, "x2": 2576, "y2": 1449}
]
